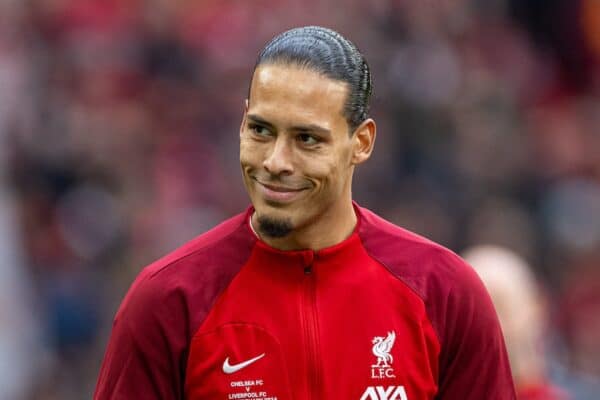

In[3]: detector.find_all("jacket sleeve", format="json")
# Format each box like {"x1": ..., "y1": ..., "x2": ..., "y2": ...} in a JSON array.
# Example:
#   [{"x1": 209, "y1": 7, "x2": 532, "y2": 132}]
[
  {"x1": 94, "y1": 270, "x2": 188, "y2": 400},
  {"x1": 434, "y1": 256, "x2": 516, "y2": 399}
]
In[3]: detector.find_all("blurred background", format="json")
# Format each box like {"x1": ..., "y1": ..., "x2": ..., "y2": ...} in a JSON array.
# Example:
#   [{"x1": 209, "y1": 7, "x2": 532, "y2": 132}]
[{"x1": 0, "y1": 0, "x2": 599, "y2": 399}]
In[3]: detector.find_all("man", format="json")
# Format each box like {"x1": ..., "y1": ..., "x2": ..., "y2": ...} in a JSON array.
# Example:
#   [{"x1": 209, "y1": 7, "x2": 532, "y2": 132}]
[{"x1": 95, "y1": 26, "x2": 516, "y2": 399}]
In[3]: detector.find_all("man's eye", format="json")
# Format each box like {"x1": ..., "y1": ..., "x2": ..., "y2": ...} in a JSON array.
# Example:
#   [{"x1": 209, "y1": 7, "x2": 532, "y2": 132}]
[
  {"x1": 249, "y1": 124, "x2": 270, "y2": 136},
  {"x1": 298, "y1": 133, "x2": 319, "y2": 145}
]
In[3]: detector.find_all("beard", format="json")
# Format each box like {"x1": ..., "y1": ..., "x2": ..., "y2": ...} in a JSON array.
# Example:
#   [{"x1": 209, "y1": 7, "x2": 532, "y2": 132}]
[{"x1": 256, "y1": 215, "x2": 293, "y2": 238}]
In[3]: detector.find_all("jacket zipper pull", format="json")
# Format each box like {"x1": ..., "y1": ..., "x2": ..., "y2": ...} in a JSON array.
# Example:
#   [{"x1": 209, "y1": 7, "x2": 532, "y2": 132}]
[{"x1": 303, "y1": 251, "x2": 315, "y2": 275}]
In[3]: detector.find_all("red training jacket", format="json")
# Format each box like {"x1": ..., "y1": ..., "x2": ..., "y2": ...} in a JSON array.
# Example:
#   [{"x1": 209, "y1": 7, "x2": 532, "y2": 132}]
[{"x1": 95, "y1": 203, "x2": 516, "y2": 400}]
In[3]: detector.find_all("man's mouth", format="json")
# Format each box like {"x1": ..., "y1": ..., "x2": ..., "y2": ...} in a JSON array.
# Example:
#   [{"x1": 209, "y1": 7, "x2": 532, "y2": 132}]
[{"x1": 254, "y1": 179, "x2": 308, "y2": 203}]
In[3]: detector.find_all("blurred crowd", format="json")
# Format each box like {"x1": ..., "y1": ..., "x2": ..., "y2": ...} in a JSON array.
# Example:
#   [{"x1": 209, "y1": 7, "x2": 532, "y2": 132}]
[{"x1": 0, "y1": 0, "x2": 599, "y2": 399}]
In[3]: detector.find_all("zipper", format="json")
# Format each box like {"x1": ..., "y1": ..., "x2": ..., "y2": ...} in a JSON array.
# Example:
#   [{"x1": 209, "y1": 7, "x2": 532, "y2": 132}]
[{"x1": 301, "y1": 252, "x2": 321, "y2": 399}]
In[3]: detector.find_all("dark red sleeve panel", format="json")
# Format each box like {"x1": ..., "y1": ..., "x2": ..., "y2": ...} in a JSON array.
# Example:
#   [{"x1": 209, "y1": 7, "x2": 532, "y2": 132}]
[
  {"x1": 432, "y1": 252, "x2": 515, "y2": 399},
  {"x1": 94, "y1": 268, "x2": 187, "y2": 399},
  {"x1": 358, "y1": 206, "x2": 516, "y2": 400},
  {"x1": 94, "y1": 213, "x2": 255, "y2": 400}
]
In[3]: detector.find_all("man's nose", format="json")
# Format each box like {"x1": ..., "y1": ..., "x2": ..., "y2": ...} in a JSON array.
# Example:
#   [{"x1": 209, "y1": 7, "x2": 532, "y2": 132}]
[{"x1": 263, "y1": 137, "x2": 294, "y2": 175}]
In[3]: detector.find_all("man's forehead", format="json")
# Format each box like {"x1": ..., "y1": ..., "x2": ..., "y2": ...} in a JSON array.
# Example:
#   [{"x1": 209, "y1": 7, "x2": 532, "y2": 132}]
[
  {"x1": 249, "y1": 64, "x2": 349, "y2": 104},
  {"x1": 247, "y1": 64, "x2": 350, "y2": 130}
]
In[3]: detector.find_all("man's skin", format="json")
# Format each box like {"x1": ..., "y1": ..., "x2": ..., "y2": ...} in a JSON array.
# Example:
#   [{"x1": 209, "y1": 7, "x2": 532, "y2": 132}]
[{"x1": 240, "y1": 63, "x2": 376, "y2": 251}]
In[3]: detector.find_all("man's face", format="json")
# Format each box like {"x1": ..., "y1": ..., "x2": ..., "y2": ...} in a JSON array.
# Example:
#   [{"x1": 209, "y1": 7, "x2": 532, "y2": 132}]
[{"x1": 240, "y1": 64, "x2": 357, "y2": 240}]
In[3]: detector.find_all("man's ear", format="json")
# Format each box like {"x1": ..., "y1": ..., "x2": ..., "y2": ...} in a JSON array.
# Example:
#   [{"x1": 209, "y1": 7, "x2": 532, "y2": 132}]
[
  {"x1": 239, "y1": 99, "x2": 249, "y2": 136},
  {"x1": 351, "y1": 118, "x2": 376, "y2": 165}
]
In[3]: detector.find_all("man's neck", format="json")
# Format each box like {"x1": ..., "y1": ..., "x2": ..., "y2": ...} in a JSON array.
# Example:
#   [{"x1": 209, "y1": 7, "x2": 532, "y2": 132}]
[{"x1": 251, "y1": 201, "x2": 357, "y2": 251}]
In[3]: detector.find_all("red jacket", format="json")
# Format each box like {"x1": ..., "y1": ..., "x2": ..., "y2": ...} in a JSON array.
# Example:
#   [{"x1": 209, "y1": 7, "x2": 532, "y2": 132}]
[{"x1": 95, "y1": 204, "x2": 516, "y2": 399}]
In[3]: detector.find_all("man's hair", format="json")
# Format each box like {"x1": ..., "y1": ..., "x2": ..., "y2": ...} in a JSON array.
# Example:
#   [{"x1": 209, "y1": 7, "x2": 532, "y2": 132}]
[{"x1": 253, "y1": 26, "x2": 372, "y2": 132}]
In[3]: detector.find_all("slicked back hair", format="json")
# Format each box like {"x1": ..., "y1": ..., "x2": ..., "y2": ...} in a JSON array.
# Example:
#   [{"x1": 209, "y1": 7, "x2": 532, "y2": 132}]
[{"x1": 252, "y1": 26, "x2": 372, "y2": 133}]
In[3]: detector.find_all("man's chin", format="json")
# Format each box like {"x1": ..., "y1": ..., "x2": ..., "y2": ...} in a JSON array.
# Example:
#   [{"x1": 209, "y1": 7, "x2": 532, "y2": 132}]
[{"x1": 255, "y1": 213, "x2": 294, "y2": 238}]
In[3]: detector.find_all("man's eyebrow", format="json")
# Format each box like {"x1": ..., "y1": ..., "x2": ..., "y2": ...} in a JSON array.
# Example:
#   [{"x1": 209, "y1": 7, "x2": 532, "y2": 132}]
[
  {"x1": 247, "y1": 114, "x2": 331, "y2": 136},
  {"x1": 290, "y1": 123, "x2": 331, "y2": 136},
  {"x1": 247, "y1": 115, "x2": 276, "y2": 130}
]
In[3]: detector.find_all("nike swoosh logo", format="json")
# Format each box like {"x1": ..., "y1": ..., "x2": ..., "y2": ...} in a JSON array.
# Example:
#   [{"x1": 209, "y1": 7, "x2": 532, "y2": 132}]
[{"x1": 222, "y1": 353, "x2": 265, "y2": 374}]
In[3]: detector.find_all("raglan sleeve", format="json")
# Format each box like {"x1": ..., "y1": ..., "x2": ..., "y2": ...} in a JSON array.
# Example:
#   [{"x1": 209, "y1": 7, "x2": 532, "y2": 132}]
[
  {"x1": 434, "y1": 254, "x2": 516, "y2": 400},
  {"x1": 94, "y1": 269, "x2": 188, "y2": 400}
]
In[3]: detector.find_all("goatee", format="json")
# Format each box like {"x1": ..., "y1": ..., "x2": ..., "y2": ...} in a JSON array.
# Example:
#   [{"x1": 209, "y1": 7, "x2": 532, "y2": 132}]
[{"x1": 257, "y1": 215, "x2": 293, "y2": 238}]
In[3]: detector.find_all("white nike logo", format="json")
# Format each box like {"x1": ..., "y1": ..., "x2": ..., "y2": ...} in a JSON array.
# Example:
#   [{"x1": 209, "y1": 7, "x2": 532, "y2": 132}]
[{"x1": 222, "y1": 353, "x2": 265, "y2": 374}]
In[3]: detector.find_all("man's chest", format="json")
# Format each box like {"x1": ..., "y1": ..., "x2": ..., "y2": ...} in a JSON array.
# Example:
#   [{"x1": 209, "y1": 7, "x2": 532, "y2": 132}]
[{"x1": 184, "y1": 260, "x2": 440, "y2": 400}]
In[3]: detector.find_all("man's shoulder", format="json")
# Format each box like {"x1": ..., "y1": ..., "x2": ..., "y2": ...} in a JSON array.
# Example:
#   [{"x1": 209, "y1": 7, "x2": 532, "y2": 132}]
[
  {"x1": 142, "y1": 209, "x2": 254, "y2": 279},
  {"x1": 115, "y1": 209, "x2": 255, "y2": 321},
  {"x1": 357, "y1": 205, "x2": 460, "y2": 270},
  {"x1": 357, "y1": 205, "x2": 480, "y2": 299}
]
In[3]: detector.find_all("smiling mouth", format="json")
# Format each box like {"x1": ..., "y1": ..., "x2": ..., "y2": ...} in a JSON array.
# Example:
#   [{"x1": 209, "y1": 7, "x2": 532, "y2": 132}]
[
  {"x1": 254, "y1": 179, "x2": 308, "y2": 203},
  {"x1": 259, "y1": 182, "x2": 305, "y2": 192}
]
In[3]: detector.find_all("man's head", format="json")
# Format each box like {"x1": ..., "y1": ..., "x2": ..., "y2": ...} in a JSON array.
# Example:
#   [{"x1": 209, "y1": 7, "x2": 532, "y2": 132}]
[
  {"x1": 239, "y1": 26, "x2": 376, "y2": 249},
  {"x1": 254, "y1": 26, "x2": 372, "y2": 132}
]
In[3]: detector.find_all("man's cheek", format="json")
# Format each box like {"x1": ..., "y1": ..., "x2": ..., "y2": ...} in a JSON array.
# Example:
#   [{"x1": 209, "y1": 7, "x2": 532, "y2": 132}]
[{"x1": 240, "y1": 144, "x2": 261, "y2": 167}]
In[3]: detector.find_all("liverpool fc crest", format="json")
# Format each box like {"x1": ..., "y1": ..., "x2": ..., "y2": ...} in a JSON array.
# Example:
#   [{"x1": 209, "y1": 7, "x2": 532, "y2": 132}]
[{"x1": 371, "y1": 331, "x2": 396, "y2": 379}]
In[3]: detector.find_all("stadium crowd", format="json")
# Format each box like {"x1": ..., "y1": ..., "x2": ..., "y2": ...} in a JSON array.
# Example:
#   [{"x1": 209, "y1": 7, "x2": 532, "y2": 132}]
[{"x1": 0, "y1": 0, "x2": 599, "y2": 399}]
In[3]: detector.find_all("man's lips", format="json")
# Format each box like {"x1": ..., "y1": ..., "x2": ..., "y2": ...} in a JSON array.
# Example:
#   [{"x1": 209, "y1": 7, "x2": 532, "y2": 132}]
[
  {"x1": 259, "y1": 182, "x2": 305, "y2": 192},
  {"x1": 254, "y1": 179, "x2": 309, "y2": 202}
]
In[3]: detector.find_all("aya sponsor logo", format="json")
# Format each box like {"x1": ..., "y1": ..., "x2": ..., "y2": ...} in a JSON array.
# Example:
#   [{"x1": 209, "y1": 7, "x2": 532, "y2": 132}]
[{"x1": 359, "y1": 385, "x2": 408, "y2": 400}]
